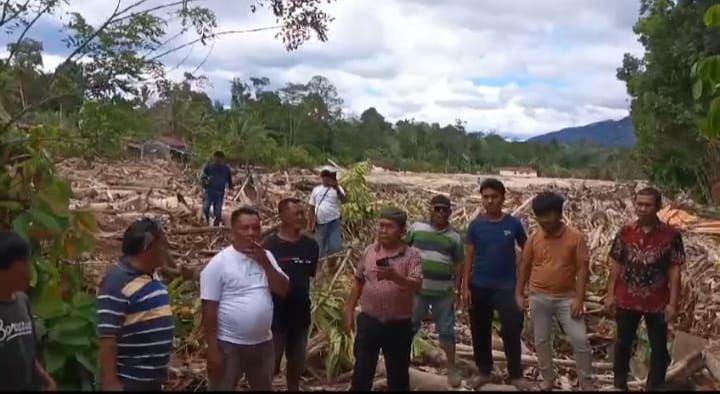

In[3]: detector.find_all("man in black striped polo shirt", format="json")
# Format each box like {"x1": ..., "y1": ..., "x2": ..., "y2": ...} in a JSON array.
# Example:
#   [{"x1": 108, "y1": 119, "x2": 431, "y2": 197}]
[{"x1": 96, "y1": 218, "x2": 175, "y2": 391}]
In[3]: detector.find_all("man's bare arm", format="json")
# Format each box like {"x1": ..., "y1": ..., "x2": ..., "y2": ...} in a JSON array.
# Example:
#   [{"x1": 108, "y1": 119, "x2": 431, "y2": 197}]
[
  {"x1": 668, "y1": 264, "x2": 681, "y2": 309},
  {"x1": 99, "y1": 337, "x2": 122, "y2": 389}
]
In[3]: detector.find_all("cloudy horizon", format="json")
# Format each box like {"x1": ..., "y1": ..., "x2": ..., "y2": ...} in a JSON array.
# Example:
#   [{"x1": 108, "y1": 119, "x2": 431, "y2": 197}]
[{"x1": 1, "y1": 0, "x2": 644, "y2": 138}]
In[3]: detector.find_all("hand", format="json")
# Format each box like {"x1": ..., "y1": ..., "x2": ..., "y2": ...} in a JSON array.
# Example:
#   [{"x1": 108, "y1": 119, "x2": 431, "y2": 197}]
[
  {"x1": 459, "y1": 285, "x2": 471, "y2": 311},
  {"x1": 665, "y1": 304, "x2": 677, "y2": 322},
  {"x1": 571, "y1": 298, "x2": 585, "y2": 319},
  {"x1": 343, "y1": 306, "x2": 356, "y2": 334},
  {"x1": 43, "y1": 375, "x2": 57, "y2": 391},
  {"x1": 243, "y1": 242, "x2": 270, "y2": 267},
  {"x1": 102, "y1": 378, "x2": 123, "y2": 391},
  {"x1": 376, "y1": 266, "x2": 401, "y2": 282},
  {"x1": 207, "y1": 347, "x2": 224, "y2": 382},
  {"x1": 604, "y1": 295, "x2": 616, "y2": 316},
  {"x1": 515, "y1": 292, "x2": 527, "y2": 311}
]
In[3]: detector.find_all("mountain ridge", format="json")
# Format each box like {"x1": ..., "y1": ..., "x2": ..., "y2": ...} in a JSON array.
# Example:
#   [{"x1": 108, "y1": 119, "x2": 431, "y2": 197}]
[{"x1": 527, "y1": 116, "x2": 636, "y2": 148}]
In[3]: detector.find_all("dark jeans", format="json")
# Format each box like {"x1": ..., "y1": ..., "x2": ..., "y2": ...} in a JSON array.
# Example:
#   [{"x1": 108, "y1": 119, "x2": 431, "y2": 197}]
[
  {"x1": 202, "y1": 189, "x2": 224, "y2": 226},
  {"x1": 469, "y1": 287, "x2": 524, "y2": 379},
  {"x1": 614, "y1": 308, "x2": 670, "y2": 391},
  {"x1": 351, "y1": 313, "x2": 413, "y2": 391}
]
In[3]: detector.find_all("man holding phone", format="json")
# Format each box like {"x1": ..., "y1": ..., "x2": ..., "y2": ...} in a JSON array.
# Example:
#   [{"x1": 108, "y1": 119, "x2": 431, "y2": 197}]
[
  {"x1": 343, "y1": 206, "x2": 423, "y2": 391},
  {"x1": 308, "y1": 166, "x2": 346, "y2": 257},
  {"x1": 200, "y1": 207, "x2": 290, "y2": 391}
]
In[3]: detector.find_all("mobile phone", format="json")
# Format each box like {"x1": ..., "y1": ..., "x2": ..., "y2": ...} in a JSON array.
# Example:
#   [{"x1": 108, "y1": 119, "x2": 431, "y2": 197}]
[{"x1": 376, "y1": 258, "x2": 390, "y2": 267}]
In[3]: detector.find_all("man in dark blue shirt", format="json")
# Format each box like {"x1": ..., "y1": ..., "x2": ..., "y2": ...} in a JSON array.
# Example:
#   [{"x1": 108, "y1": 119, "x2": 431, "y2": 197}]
[
  {"x1": 460, "y1": 178, "x2": 530, "y2": 390},
  {"x1": 201, "y1": 151, "x2": 233, "y2": 226}
]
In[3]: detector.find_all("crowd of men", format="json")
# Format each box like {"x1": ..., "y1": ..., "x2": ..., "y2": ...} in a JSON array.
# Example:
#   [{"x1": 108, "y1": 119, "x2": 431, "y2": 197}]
[{"x1": 0, "y1": 160, "x2": 685, "y2": 391}]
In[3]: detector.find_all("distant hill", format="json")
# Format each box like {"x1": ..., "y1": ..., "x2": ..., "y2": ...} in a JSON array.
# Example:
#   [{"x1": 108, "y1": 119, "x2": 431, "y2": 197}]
[{"x1": 527, "y1": 116, "x2": 636, "y2": 148}]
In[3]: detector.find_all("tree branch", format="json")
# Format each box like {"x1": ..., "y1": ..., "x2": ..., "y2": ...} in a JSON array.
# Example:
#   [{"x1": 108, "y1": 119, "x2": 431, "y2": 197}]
[
  {"x1": 147, "y1": 25, "x2": 280, "y2": 62},
  {"x1": 0, "y1": 93, "x2": 74, "y2": 133},
  {"x1": 4, "y1": 1, "x2": 54, "y2": 66},
  {"x1": 0, "y1": 0, "x2": 30, "y2": 29}
]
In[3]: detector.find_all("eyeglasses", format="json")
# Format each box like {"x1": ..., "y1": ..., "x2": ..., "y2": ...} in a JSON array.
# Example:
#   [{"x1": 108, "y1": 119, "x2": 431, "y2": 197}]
[{"x1": 433, "y1": 206, "x2": 450, "y2": 213}]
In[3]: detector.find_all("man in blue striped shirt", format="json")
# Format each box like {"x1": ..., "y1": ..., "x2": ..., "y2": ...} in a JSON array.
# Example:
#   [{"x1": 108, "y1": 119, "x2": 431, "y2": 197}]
[{"x1": 96, "y1": 218, "x2": 175, "y2": 391}]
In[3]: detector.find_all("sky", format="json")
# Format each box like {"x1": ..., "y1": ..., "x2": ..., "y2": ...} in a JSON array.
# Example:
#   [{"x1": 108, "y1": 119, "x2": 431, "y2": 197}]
[{"x1": 0, "y1": 0, "x2": 645, "y2": 138}]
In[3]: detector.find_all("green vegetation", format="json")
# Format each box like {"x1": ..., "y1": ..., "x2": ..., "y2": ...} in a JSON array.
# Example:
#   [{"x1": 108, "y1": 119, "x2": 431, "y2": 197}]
[{"x1": 618, "y1": 0, "x2": 720, "y2": 201}]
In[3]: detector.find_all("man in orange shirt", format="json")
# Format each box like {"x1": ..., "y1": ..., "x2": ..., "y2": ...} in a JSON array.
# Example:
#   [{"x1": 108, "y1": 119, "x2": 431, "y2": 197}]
[{"x1": 516, "y1": 192, "x2": 593, "y2": 391}]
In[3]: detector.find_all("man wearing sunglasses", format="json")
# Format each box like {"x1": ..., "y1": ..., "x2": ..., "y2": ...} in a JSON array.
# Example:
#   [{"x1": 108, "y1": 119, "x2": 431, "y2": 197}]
[{"x1": 407, "y1": 195, "x2": 464, "y2": 387}]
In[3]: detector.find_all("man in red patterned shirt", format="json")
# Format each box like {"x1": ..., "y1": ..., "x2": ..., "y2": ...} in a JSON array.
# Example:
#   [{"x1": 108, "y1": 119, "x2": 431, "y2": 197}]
[
  {"x1": 604, "y1": 187, "x2": 685, "y2": 391},
  {"x1": 344, "y1": 206, "x2": 423, "y2": 391}
]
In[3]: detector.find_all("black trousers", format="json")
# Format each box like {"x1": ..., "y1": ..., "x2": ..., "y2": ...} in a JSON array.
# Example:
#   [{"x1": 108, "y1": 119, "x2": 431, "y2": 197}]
[
  {"x1": 469, "y1": 287, "x2": 524, "y2": 379},
  {"x1": 351, "y1": 312, "x2": 413, "y2": 391},
  {"x1": 614, "y1": 308, "x2": 670, "y2": 391}
]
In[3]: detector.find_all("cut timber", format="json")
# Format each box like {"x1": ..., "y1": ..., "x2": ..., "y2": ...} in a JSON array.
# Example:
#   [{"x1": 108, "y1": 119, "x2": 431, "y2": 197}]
[
  {"x1": 665, "y1": 350, "x2": 705, "y2": 384},
  {"x1": 703, "y1": 343, "x2": 720, "y2": 383},
  {"x1": 456, "y1": 347, "x2": 613, "y2": 371},
  {"x1": 671, "y1": 331, "x2": 708, "y2": 361},
  {"x1": 372, "y1": 367, "x2": 516, "y2": 391}
]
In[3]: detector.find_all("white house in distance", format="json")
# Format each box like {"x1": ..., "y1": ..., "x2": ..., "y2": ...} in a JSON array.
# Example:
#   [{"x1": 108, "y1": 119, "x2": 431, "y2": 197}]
[{"x1": 497, "y1": 166, "x2": 538, "y2": 178}]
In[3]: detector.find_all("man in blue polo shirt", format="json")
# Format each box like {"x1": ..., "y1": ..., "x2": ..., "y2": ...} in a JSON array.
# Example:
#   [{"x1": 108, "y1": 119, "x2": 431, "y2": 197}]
[{"x1": 96, "y1": 218, "x2": 175, "y2": 391}]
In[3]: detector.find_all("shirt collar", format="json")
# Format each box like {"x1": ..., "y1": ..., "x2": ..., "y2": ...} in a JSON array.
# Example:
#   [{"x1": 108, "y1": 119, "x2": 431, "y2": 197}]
[
  {"x1": 118, "y1": 256, "x2": 154, "y2": 277},
  {"x1": 633, "y1": 216, "x2": 663, "y2": 232},
  {"x1": 542, "y1": 223, "x2": 566, "y2": 239},
  {"x1": 372, "y1": 241, "x2": 407, "y2": 258}
]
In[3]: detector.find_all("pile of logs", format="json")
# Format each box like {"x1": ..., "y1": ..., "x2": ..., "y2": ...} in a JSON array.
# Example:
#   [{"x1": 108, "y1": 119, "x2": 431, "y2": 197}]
[{"x1": 56, "y1": 158, "x2": 720, "y2": 391}]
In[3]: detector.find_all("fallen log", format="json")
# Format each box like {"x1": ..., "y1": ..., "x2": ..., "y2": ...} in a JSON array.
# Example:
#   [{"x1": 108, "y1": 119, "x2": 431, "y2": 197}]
[
  {"x1": 703, "y1": 344, "x2": 720, "y2": 383},
  {"x1": 456, "y1": 346, "x2": 614, "y2": 371},
  {"x1": 372, "y1": 367, "x2": 517, "y2": 391},
  {"x1": 665, "y1": 350, "x2": 705, "y2": 384}
]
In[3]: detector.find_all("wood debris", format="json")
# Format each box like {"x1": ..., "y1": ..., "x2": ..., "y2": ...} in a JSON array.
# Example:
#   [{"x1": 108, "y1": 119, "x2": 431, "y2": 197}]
[{"x1": 55, "y1": 158, "x2": 720, "y2": 391}]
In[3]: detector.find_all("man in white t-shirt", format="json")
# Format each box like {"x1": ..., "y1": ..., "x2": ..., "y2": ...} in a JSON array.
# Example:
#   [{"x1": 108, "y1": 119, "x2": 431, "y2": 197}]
[
  {"x1": 200, "y1": 206, "x2": 290, "y2": 391},
  {"x1": 308, "y1": 166, "x2": 346, "y2": 257}
]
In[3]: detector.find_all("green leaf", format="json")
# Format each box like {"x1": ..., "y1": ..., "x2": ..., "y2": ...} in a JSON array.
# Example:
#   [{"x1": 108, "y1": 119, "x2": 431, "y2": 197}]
[
  {"x1": 33, "y1": 282, "x2": 68, "y2": 319},
  {"x1": 698, "y1": 56, "x2": 720, "y2": 84},
  {"x1": 702, "y1": 97, "x2": 720, "y2": 139},
  {"x1": 44, "y1": 347, "x2": 68, "y2": 375},
  {"x1": 72, "y1": 292, "x2": 96, "y2": 309},
  {"x1": 51, "y1": 318, "x2": 88, "y2": 333},
  {"x1": 693, "y1": 79, "x2": 703, "y2": 100},
  {"x1": 12, "y1": 212, "x2": 32, "y2": 240},
  {"x1": 50, "y1": 329, "x2": 91, "y2": 347},
  {"x1": 75, "y1": 352, "x2": 97, "y2": 374},
  {"x1": 28, "y1": 208, "x2": 63, "y2": 233},
  {"x1": 705, "y1": 4, "x2": 720, "y2": 28},
  {"x1": 0, "y1": 200, "x2": 24, "y2": 211}
]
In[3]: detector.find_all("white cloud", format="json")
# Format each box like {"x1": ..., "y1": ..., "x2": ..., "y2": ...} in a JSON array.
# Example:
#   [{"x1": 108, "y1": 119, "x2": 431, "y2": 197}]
[{"x1": 12, "y1": 0, "x2": 644, "y2": 137}]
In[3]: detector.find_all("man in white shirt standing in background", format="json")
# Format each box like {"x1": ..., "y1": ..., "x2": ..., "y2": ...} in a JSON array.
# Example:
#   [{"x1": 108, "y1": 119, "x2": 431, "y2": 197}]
[
  {"x1": 200, "y1": 206, "x2": 290, "y2": 391},
  {"x1": 308, "y1": 166, "x2": 347, "y2": 257}
]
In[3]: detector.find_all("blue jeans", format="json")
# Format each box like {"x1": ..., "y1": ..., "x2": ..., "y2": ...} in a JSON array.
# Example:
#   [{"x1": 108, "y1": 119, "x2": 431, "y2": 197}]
[
  {"x1": 203, "y1": 189, "x2": 224, "y2": 226},
  {"x1": 315, "y1": 219, "x2": 342, "y2": 257},
  {"x1": 412, "y1": 294, "x2": 456, "y2": 344}
]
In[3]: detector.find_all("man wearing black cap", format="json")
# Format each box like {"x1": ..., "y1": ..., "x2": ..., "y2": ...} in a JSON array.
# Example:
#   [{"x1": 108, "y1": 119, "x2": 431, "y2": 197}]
[
  {"x1": 96, "y1": 218, "x2": 175, "y2": 391},
  {"x1": 344, "y1": 206, "x2": 423, "y2": 391},
  {"x1": 308, "y1": 166, "x2": 346, "y2": 257},
  {"x1": 407, "y1": 195, "x2": 464, "y2": 387}
]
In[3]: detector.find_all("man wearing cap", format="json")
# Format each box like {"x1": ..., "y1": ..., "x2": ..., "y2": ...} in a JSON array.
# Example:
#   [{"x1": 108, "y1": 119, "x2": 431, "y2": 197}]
[
  {"x1": 96, "y1": 218, "x2": 175, "y2": 391},
  {"x1": 308, "y1": 166, "x2": 346, "y2": 257},
  {"x1": 407, "y1": 195, "x2": 464, "y2": 387},
  {"x1": 343, "y1": 206, "x2": 423, "y2": 391}
]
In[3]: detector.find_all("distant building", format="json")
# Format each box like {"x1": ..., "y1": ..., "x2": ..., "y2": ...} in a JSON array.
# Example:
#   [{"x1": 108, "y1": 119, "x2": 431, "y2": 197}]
[{"x1": 498, "y1": 166, "x2": 538, "y2": 178}]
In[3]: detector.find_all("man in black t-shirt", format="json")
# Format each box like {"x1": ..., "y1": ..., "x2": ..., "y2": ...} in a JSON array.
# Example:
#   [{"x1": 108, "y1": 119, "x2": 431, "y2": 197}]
[
  {"x1": 264, "y1": 198, "x2": 319, "y2": 391},
  {"x1": 0, "y1": 231, "x2": 56, "y2": 391}
]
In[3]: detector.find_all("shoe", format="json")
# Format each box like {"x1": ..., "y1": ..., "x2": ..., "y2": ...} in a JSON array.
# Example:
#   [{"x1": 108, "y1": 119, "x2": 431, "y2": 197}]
[
  {"x1": 447, "y1": 365, "x2": 461, "y2": 388},
  {"x1": 469, "y1": 373, "x2": 493, "y2": 389}
]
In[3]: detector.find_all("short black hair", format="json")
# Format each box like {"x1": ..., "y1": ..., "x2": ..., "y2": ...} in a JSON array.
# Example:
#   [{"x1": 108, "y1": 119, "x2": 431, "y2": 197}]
[
  {"x1": 479, "y1": 178, "x2": 506, "y2": 195},
  {"x1": 0, "y1": 231, "x2": 31, "y2": 270},
  {"x1": 430, "y1": 195, "x2": 451, "y2": 207},
  {"x1": 278, "y1": 197, "x2": 302, "y2": 214},
  {"x1": 636, "y1": 187, "x2": 662, "y2": 209},
  {"x1": 122, "y1": 218, "x2": 164, "y2": 256},
  {"x1": 213, "y1": 150, "x2": 225, "y2": 159},
  {"x1": 231, "y1": 206, "x2": 260, "y2": 225},
  {"x1": 532, "y1": 192, "x2": 565, "y2": 216}
]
